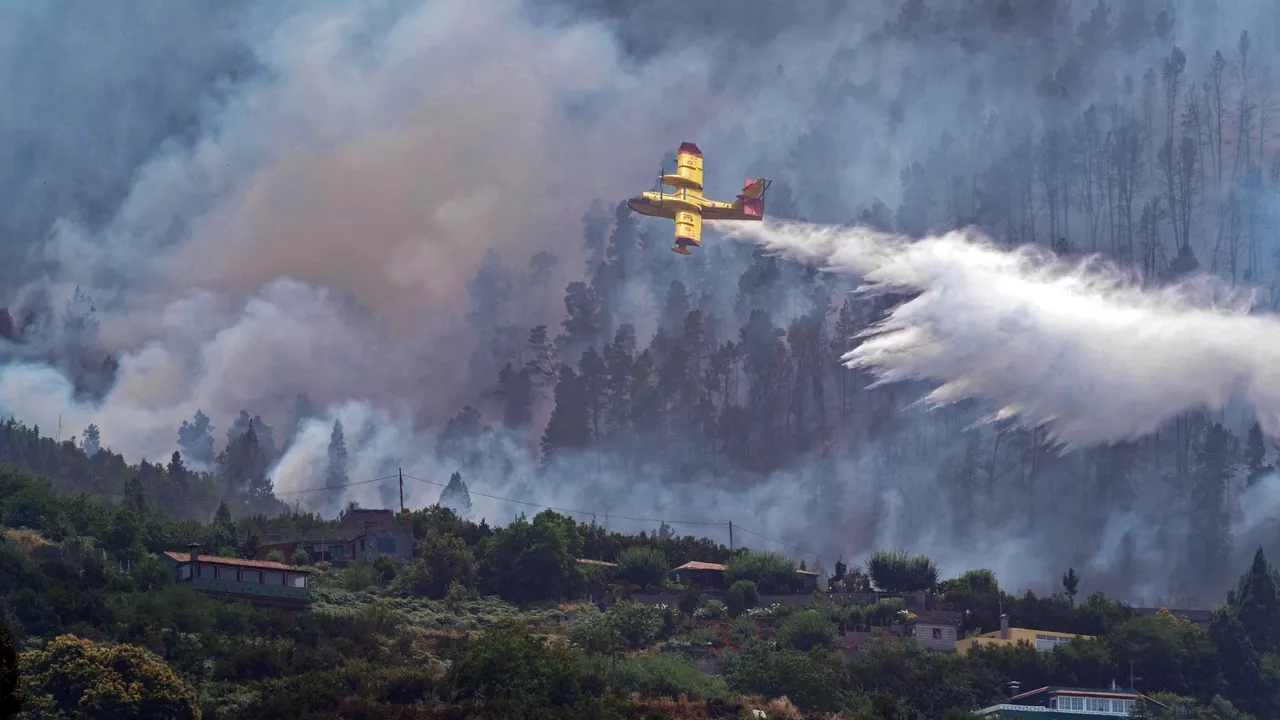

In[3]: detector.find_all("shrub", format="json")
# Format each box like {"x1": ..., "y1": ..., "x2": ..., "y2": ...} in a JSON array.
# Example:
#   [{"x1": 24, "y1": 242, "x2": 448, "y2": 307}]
[
  {"x1": 266, "y1": 549, "x2": 286, "y2": 564},
  {"x1": 19, "y1": 634, "x2": 200, "y2": 719},
  {"x1": 601, "y1": 601, "x2": 666, "y2": 650},
  {"x1": 445, "y1": 580, "x2": 470, "y2": 606},
  {"x1": 341, "y1": 561, "x2": 375, "y2": 591},
  {"x1": 291, "y1": 549, "x2": 311, "y2": 566},
  {"x1": 443, "y1": 623, "x2": 587, "y2": 711},
  {"x1": 726, "y1": 551, "x2": 797, "y2": 594},
  {"x1": 606, "y1": 652, "x2": 729, "y2": 699},
  {"x1": 726, "y1": 580, "x2": 760, "y2": 617},
  {"x1": 867, "y1": 549, "x2": 938, "y2": 592},
  {"x1": 723, "y1": 643, "x2": 845, "y2": 712},
  {"x1": 570, "y1": 617, "x2": 626, "y2": 657},
  {"x1": 373, "y1": 555, "x2": 397, "y2": 587},
  {"x1": 394, "y1": 533, "x2": 476, "y2": 600},
  {"x1": 616, "y1": 547, "x2": 668, "y2": 589},
  {"x1": 696, "y1": 600, "x2": 728, "y2": 620},
  {"x1": 777, "y1": 610, "x2": 837, "y2": 652}
]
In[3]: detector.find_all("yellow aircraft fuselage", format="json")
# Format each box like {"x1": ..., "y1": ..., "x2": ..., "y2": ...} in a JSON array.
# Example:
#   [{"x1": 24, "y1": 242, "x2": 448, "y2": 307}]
[{"x1": 626, "y1": 142, "x2": 769, "y2": 255}]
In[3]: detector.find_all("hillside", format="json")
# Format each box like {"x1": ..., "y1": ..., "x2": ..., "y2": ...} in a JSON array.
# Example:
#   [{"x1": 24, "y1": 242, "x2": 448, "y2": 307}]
[{"x1": 0, "y1": 430, "x2": 1276, "y2": 718}]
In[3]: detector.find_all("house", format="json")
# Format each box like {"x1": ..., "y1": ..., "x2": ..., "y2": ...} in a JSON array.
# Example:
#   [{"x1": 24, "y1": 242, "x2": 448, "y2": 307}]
[
  {"x1": 667, "y1": 561, "x2": 825, "y2": 593},
  {"x1": 905, "y1": 610, "x2": 964, "y2": 652},
  {"x1": 973, "y1": 681, "x2": 1168, "y2": 718},
  {"x1": 255, "y1": 507, "x2": 415, "y2": 566},
  {"x1": 795, "y1": 569, "x2": 820, "y2": 592},
  {"x1": 670, "y1": 561, "x2": 729, "y2": 590},
  {"x1": 955, "y1": 614, "x2": 1093, "y2": 656},
  {"x1": 338, "y1": 508, "x2": 404, "y2": 537},
  {"x1": 162, "y1": 543, "x2": 310, "y2": 609}
]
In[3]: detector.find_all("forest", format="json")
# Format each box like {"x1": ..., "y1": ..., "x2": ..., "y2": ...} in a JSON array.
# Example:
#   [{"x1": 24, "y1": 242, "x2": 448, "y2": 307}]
[
  {"x1": 0, "y1": 430, "x2": 1279, "y2": 719},
  {"x1": 3, "y1": 0, "x2": 1280, "y2": 608}
]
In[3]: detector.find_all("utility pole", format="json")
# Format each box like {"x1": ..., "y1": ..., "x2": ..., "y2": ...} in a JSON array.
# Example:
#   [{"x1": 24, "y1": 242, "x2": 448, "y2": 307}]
[
  {"x1": 728, "y1": 521, "x2": 734, "y2": 552},
  {"x1": 398, "y1": 467, "x2": 404, "y2": 513}
]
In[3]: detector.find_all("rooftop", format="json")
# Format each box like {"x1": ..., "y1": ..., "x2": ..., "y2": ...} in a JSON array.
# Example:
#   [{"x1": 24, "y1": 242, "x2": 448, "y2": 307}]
[
  {"x1": 672, "y1": 561, "x2": 728, "y2": 572},
  {"x1": 1010, "y1": 686, "x2": 1166, "y2": 707},
  {"x1": 576, "y1": 558, "x2": 619, "y2": 567},
  {"x1": 908, "y1": 610, "x2": 963, "y2": 625},
  {"x1": 164, "y1": 551, "x2": 309, "y2": 573}
]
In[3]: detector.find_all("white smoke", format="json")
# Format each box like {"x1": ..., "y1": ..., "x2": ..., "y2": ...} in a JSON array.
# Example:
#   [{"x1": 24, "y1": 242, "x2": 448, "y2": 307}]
[{"x1": 715, "y1": 219, "x2": 1280, "y2": 450}]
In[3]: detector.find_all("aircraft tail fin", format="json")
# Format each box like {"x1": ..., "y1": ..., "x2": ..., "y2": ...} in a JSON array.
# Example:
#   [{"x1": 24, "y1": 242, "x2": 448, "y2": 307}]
[
  {"x1": 740, "y1": 178, "x2": 768, "y2": 198},
  {"x1": 734, "y1": 177, "x2": 769, "y2": 218}
]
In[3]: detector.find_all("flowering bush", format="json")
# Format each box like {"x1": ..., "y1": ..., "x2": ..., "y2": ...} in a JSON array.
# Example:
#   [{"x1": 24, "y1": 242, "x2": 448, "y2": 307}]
[{"x1": 695, "y1": 600, "x2": 728, "y2": 620}]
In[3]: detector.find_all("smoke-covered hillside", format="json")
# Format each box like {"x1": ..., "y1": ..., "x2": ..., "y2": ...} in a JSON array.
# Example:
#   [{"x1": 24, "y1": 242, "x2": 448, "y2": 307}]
[{"x1": 2, "y1": 0, "x2": 1279, "y2": 606}]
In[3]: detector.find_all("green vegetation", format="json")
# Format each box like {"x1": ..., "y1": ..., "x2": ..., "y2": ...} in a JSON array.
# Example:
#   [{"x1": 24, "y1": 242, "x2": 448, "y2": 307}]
[{"x1": 1, "y1": 419, "x2": 1279, "y2": 719}]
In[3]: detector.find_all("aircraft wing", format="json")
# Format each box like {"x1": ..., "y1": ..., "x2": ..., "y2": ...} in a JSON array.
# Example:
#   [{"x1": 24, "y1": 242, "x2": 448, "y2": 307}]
[{"x1": 672, "y1": 209, "x2": 702, "y2": 254}]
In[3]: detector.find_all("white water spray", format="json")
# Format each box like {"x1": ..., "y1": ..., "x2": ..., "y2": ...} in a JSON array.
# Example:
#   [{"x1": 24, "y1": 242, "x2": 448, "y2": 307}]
[{"x1": 715, "y1": 219, "x2": 1280, "y2": 449}]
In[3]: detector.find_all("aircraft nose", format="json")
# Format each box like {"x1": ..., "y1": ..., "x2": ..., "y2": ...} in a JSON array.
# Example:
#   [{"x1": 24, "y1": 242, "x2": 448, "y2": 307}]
[{"x1": 626, "y1": 195, "x2": 646, "y2": 209}]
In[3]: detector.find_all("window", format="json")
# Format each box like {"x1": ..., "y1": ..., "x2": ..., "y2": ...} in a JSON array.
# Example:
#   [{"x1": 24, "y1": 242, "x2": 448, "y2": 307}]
[
  {"x1": 242, "y1": 570, "x2": 262, "y2": 584},
  {"x1": 1084, "y1": 697, "x2": 1114, "y2": 713},
  {"x1": 265, "y1": 571, "x2": 283, "y2": 585},
  {"x1": 931, "y1": 628, "x2": 942, "y2": 640},
  {"x1": 286, "y1": 573, "x2": 307, "y2": 588},
  {"x1": 177, "y1": 564, "x2": 192, "y2": 580},
  {"x1": 376, "y1": 537, "x2": 396, "y2": 554},
  {"x1": 216, "y1": 566, "x2": 237, "y2": 581},
  {"x1": 1034, "y1": 634, "x2": 1072, "y2": 652},
  {"x1": 199, "y1": 564, "x2": 216, "y2": 579},
  {"x1": 1054, "y1": 696, "x2": 1084, "y2": 711},
  {"x1": 329, "y1": 545, "x2": 344, "y2": 559}
]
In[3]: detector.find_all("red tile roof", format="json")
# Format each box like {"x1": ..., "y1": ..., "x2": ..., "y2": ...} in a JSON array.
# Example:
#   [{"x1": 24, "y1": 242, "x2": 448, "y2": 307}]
[
  {"x1": 576, "y1": 558, "x2": 619, "y2": 567},
  {"x1": 163, "y1": 551, "x2": 310, "y2": 573},
  {"x1": 796, "y1": 570, "x2": 820, "y2": 576},
  {"x1": 672, "y1": 561, "x2": 727, "y2": 572}
]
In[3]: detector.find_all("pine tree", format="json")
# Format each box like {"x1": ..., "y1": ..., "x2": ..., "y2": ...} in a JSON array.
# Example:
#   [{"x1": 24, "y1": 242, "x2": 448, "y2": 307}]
[
  {"x1": 217, "y1": 423, "x2": 268, "y2": 498},
  {"x1": 327, "y1": 420, "x2": 349, "y2": 489},
  {"x1": 440, "y1": 471, "x2": 473, "y2": 517},
  {"x1": 80, "y1": 423, "x2": 101, "y2": 456},
  {"x1": 540, "y1": 366, "x2": 589, "y2": 461},
  {"x1": 1062, "y1": 568, "x2": 1080, "y2": 606},
  {"x1": 578, "y1": 347, "x2": 607, "y2": 444},
  {"x1": 495, "y1": 363, "x2": 534, "y2": 430},
  {"x1": 1246, "y1": 422, "x2": 1271, "y2": 485},
  {"x1": 166, "y1": 451, "x2": 187, "y2": 491},
  {"x1": 661, "y1": 280, "x2": 691, "y2": 338},
  {"x1": 177, "y1": 410, "x2": 215, "y2": 466},
  {"x1": 1230, "y1": 547, "x2": 1280, "y2": 654}
]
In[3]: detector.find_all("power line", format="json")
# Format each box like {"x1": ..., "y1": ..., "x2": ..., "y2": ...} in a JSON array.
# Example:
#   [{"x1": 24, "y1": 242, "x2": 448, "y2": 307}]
[
  {"x1": 402, "y1": 472, "x2": 833, "y2": 562},
  {"x1": 83, "y1": 467, "x2": 834, "y2": 561},
  {"x1": 731, "y1": 523, "x2": 837, "y2": 563},
  {"x1": 85, "y1": 474, "x2": 400, "y2": 503}
]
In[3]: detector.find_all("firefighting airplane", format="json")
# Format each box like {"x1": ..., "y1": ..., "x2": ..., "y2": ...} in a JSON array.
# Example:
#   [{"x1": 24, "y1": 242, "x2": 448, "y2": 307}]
[{"x1": 626, "y1": 142, "x2": 772, "y2": 255}]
